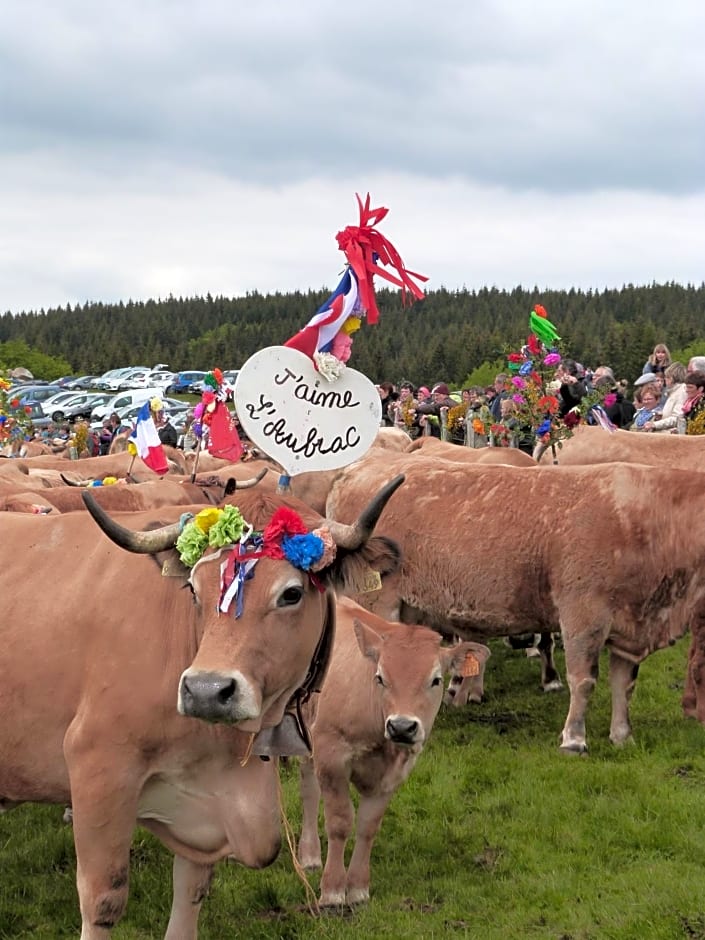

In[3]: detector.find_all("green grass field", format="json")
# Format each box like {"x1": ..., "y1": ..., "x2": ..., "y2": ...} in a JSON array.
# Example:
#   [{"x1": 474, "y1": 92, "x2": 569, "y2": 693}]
[{"x1": 3, "y1": 638, "x2": 705, "y2": 939}]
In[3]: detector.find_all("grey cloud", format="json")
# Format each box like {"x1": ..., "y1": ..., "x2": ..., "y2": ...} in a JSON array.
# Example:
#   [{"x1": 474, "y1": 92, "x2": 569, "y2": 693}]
[{"x1": 1, "y1": 1, "x2": 703, "y2": 194}]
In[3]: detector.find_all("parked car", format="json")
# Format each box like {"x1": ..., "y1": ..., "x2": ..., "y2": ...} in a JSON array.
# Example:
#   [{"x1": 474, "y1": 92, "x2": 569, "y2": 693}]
[
  {"x1": 90, "y1": 387, "x2": 164, "y2": 422},
  {"x1": 120, "y1": 369, "x2": 175, "y2": 391},
  {"x1": 9, "y1": 401, "x2": 53, "y2": 430},
  {"x1": 45, "y1": 393, "x2": 112, "y2": 424},
  {"x1": 38, "y1": 390, "x2": 84, "y2": 413},
  {"x1": 167, "y1": 371, "x2": 206, "y2": 394},
  {"x1": 15, "y1": 385, "x2": 64, "y2": 407},
  {"x1": 91, "y1": 367, "x2": 149, "y2": 391},
  {"x1": 63, "y1": 375, "x2": 101, "y2": 390}
]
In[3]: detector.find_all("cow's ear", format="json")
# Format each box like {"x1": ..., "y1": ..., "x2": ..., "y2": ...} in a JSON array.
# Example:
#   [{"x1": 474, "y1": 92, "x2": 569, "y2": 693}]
[
  {"x1": 353, "y1": 618, "x2": 383, "y2": 663},
  {"x1": 441, "y1": 641, "x2": 491, "y2": 677},
  {"x1": 324, "y1": 536, "x2": 401, "y2": 593},
  {"x1": 152, "y1": 548, "x2": 190, "y2": 580}
]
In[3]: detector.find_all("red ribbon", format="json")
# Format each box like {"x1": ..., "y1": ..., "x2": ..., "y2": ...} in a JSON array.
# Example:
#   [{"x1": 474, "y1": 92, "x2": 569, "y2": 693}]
[{"x1": 335, "y1": 193, "x2": 427, "y2": 325}]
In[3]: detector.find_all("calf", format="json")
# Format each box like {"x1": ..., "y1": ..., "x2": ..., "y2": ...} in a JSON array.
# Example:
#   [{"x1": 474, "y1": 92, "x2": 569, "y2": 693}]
[{"x1": 297, "y1": 597, "x2": 489, "y2": 907}]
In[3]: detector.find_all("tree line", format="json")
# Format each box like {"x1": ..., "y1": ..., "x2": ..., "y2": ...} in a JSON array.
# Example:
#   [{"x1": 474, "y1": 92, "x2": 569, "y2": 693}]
[{"x1": 1, "y1": 282, "x2": 703, "y2": 386}]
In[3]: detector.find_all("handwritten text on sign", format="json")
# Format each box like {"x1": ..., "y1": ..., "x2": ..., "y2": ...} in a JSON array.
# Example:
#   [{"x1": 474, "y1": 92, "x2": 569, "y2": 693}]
[{"x1": 234, "y1": 346, "x2": 382, "y2": 475}]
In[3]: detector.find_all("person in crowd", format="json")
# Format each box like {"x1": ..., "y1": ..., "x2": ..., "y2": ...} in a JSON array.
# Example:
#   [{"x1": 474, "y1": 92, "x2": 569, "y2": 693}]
[
  {"x1": 389, "y1": 381, "x2": 420, "y2": 438},
  {"x1": 98, "y1": 418, "x2": 115, "y2": 455},
  {"x1": 157, "y1": 412, "x2": 178, "y2": 447},
  {"x1": 416, "y1": 386, "x2": 431, "y2": 404},
  {"x1": 377, "y1": 381, "x2": 398, "y2": 427},
  {"x1": 682, "y1": 371, "x2": 705, "y2": 433},
  {"x1": 630, "y1": 385, "x2": 661, "y2": 431},
  {"x1": 496, "y1": 398, "x2": 534, "y2": 454},
  {"x1": 489, "y1": 374, "x2": 510, "y2": 421},
  {"x1": 416, "y1": 382, "x2": 455, "y2": 438},
  {"x1": 108, "y1": 412, "x2": 123, "y2": 436},
  {"x1": 642, "y1": 343, "x2": 671, "y2": 377},
  {"x1": 556, "y1": 358, "x2": 587, "y2": 417},
  {"x1": 687, "y1": 356, "x2": 705, "y2": 373},
  {"x1": 592, "y1": 366, "x2": 636, "y2": 428},
  {"x1": 643, "y1": 362, "x2": 688, "y2": 433}
]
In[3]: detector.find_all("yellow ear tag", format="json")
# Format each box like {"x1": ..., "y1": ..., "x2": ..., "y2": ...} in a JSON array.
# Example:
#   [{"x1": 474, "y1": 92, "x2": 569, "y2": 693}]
[
  {"x1": 348, "y1": 566, "x2": 383, "y2": 594},
  {"x1": 460, "y1": 652, "x2": 480, "y2": 677}
]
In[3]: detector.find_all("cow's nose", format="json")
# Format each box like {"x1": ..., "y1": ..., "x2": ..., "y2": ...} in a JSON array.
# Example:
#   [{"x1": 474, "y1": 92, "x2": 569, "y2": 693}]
[
  {"x1": 180, "y1": 671, "x2": 237, "y2": 722},
  {"x1": 385, "y1": 716, "x2": 419, "y2": 744}
]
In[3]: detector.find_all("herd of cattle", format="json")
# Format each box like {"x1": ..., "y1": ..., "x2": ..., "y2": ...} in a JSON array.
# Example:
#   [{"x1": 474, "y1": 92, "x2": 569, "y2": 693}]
[{"x1": 2, "y1": 424, "x2": 705, "y2": 938}]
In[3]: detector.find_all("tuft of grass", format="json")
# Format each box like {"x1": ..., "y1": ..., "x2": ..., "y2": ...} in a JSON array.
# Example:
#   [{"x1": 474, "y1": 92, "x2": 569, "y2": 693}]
[{"x1": 3, "y1": 639, "x2": 705, "y2": 938}]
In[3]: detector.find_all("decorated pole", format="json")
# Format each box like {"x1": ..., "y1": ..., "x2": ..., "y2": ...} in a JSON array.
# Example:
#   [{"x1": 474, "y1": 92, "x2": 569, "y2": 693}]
[{"x1": 235, "y1": 193, "x2": 426, "y2": 481}]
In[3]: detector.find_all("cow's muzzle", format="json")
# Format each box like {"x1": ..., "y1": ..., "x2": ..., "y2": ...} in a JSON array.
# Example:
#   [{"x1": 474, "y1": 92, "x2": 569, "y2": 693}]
[
  {"x1": 385, "y1": 715, "x2": 421, "y2": 746},
  {"x1": 179, "y1": 671, "x2": 241, "y2": 722}
]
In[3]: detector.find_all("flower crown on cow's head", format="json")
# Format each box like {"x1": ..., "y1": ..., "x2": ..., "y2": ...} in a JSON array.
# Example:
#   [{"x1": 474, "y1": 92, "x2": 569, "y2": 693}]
[{"x1": 175, "y1": 505, "x2": 337, "y2": 618}]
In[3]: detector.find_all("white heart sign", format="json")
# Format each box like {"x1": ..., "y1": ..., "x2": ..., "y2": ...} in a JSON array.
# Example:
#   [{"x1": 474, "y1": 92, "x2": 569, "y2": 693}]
[{"x1": 234, "y1": 346, "x2": 383, "y2": 476}]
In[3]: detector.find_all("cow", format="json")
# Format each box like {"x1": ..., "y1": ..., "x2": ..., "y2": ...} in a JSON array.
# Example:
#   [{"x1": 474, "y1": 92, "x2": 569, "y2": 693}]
[
  {"x1": 325, "y1": 451, "x2": 705, "y2": 754},
  {"x1": 543, "y1": 425, "x2": 705, "y2": 468},
  {"x1": 296, "y1": 596, "x2": 489, "y2": 907},
  {"x1": 406, "y1": 435, "x2": 537, "y2": 466},
  {"x1": 0, "y1": 476, "x2": 403, "y2": 938}
]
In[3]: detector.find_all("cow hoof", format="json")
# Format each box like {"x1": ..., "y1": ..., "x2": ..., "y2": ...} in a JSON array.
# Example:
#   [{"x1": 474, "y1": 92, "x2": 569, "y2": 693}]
[
  {"x1": 467, "y1": 693, "x2": 483, "y2": 705},
  {"x1": 346, "y1": 887, "x2": 370, "y2": 906},
  {"x1": 559, "y1": 736, "x2": 587, "y2": 755},
  {"x1": 319, "y1": 893, "x2": 347, "y2": 911},
  {"x1": 542, "y1": 679, "x2": 563, "y2": 693},
  {"x1": 609, "y1": 732, "x2": 634, "y2": 748}
]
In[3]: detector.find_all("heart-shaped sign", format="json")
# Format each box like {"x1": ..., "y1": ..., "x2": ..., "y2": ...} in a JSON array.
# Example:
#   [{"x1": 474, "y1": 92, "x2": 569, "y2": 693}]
[{"x1": 234, "y1": 347, "x2": 383, "y2": 476}]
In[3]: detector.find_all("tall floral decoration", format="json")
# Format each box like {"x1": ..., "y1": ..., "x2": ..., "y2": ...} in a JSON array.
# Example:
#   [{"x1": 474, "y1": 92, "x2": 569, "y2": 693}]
[
  {"x1": 0, "y1": 372, "x2": 32, "y2": 448},
  {"x1": 505, "y1": 305, "x2": 603, "y2": 453}
]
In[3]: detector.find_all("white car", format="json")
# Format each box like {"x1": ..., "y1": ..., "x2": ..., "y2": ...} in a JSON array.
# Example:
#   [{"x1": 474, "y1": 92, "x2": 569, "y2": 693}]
[{"x1": 122, "y1": 370, "x2": 176, "y2": 391}]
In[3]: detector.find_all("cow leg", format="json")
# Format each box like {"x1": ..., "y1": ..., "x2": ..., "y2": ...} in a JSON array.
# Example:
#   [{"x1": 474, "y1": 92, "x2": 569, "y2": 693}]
[
  {"x1": 72, "y1": 801, "x2": 135, "y2": 940},
  {"x1": 318, "y1": 768, "x2": 355, "y2": 907},
  {"x1": 608, "y1": 652, "x2": 639, "y2": 745},
  {"x1": 164, "y1": 855, "x2": 214, "y2": 940},
  {"x1": 537, "y1": 632, "x2": 563, "y2": 692},
  {"x1": 558, "y1": 636, "x2": 600, "y2": 754},
  {"x1": 345, "y1": 792, "x2": 393, "y2": 905},
  {"x1": 65, "y1": 745, "x2": 138, "y2": 939},
  {"x1": 682, "y1": 635, "x2": 698, "y2": 719},
  {"x1": 297, "y1": 756, "x2": 323, "y2": 870}
]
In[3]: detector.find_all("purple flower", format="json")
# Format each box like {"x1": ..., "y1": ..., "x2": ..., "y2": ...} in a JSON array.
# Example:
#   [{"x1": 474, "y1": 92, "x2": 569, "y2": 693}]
[
  {"x1": 512, "y1": 394, "x2": 526, "y2": 404},
  {"x1": 511, "y1": 376, "x2": 526, "y2": 389},
  {"x1": 543, "y1": 353, "x2": 562, "y2": 366}
]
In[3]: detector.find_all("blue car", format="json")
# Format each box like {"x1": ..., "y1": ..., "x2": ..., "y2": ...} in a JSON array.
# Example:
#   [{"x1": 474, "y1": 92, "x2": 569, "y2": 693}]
[{"x1": 168, "y1": 371, "x2": 206, "y2": 394}]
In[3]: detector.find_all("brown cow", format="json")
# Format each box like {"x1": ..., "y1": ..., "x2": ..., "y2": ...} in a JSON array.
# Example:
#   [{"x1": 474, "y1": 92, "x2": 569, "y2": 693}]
[
  {"x1": 0, "y1": 477, "x2": 403, "y2": 938},
  {"x1": 544, "y1": 425, "x2": 705, "y2": 468},
  {"x1": 297, "y1": 597, "x2": 488, "y2": 907},
  {"x1": 326, "y1": 452, "x2": 705, "y2": 754},
  {"x1": 406, "y1": 435, "x2": 537, "y2": 466}
]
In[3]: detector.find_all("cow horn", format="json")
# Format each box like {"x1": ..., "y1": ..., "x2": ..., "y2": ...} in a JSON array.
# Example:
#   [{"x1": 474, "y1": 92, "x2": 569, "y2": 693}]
[
  {"x1": 228, "y1": 468, "x2": 269, "y2": 491},
  {"x1": 326, "y1": 474, "x2": 404, "y2": 550},
  {"x1": 82, "y1": 491, "x2": 182, "y2": 554},
  {"x1": 60, "y1": 473, "x2": 89, "y2": 487}
]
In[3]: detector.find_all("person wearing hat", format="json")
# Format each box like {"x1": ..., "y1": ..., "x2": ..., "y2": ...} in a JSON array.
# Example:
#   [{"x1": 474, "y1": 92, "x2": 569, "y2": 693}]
[{"x1": 416, "y1": 382, "x2": 455, "y2": 438}]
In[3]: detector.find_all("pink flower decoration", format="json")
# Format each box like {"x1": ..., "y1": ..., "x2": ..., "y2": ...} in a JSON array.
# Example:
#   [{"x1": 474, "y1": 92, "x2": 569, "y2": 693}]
[
  {"x1": 511, "y1": 376, "x2": 526, "y2": 389},
  {"x1": 543, "y1": 353, "x2": 562, "y2": 366},
  {"x1": 512, "y1": 394, "x2": 526, "y2": 404}
]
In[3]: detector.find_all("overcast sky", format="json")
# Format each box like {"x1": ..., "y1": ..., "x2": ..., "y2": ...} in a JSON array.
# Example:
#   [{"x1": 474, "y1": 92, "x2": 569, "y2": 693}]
[{"x1": 1, "y1": 0, "x2": 703, "y2": 316}]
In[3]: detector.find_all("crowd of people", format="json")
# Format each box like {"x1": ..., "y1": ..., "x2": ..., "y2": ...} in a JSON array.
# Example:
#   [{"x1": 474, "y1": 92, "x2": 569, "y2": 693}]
[{"x1": 376, "y1": 345, "x2": 705, "y2": 448}]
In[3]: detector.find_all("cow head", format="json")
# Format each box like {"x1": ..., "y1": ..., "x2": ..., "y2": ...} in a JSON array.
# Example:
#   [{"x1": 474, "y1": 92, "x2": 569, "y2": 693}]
[
  {"x1": 354, "y1": 615, "x2": 490, "y2": 748},
  {"x1": 82, "y1": 477, "x2": 403, "y2": 739}
]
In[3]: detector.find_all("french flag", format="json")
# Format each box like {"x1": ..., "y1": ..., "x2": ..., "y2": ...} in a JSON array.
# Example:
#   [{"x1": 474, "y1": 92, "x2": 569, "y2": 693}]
[
  {"x1": 284, "y1": 267, "x2": 359, "y2": 360},
  {"x1": 129, "y1": 402, "x2": 169, "y2": 475}
]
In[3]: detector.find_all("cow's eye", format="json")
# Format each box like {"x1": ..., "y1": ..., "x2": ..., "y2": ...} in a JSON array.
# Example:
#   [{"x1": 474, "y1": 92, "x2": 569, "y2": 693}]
[
  {"x1": 278, "y1": 586, "x2": 304, "y2": 607},
  {"x1": 374, "y1": 673, "x2": 385, "y2": 687},
  {"x1": 431, "y1": 675, "x2": 443, "y2": 687}
]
